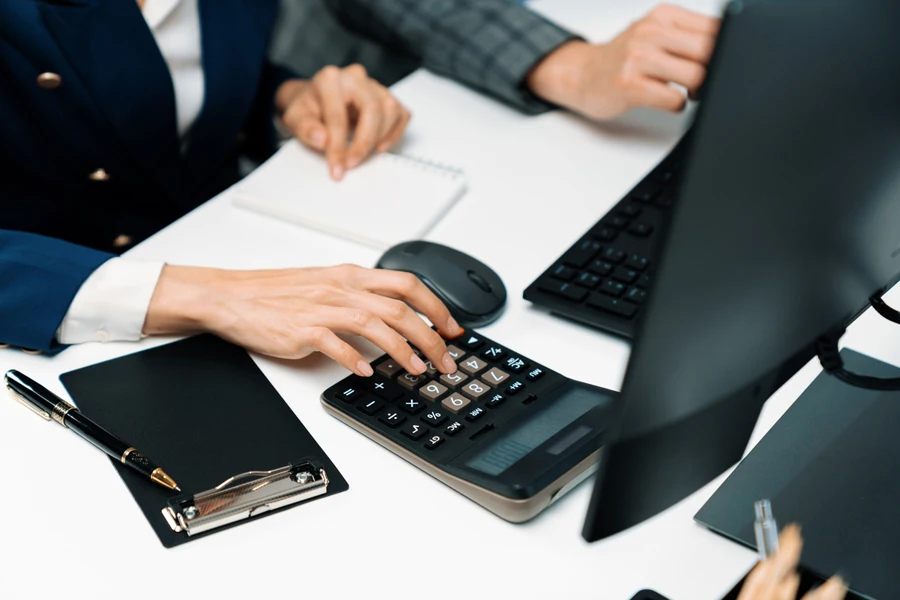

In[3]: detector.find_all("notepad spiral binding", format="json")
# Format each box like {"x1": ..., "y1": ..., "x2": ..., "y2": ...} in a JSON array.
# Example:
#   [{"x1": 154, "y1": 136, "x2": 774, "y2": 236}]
[{"x1": 386, "y1": 152, "x2": 465, "y2": 178}]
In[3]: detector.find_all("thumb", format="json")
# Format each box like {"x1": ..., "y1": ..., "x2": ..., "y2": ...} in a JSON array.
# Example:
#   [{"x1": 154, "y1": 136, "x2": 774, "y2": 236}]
[{"x1": 294, "y1": 118, "x2": 327, "y2": 151}]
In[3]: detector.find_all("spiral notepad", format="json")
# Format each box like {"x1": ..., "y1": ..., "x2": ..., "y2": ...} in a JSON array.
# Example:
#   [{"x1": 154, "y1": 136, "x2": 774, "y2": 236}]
[{"x1": 233, "y1": 140, "x2": 467, "y2": 249}]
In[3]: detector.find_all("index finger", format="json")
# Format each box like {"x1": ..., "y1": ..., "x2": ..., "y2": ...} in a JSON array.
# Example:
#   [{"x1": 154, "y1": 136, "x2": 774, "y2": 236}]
[
  {"x1": 359, "y1": 269, "x2": 463, "y2": 339},
  {"x1": 653, "y1": 4, "x2": 721, "y2": 35},
  {"x1": 313, "y1": 69, "x2": 349, "y2": 180},
  {"x1": 345, "y1": 90, "x2": 383, "y2": 169}
]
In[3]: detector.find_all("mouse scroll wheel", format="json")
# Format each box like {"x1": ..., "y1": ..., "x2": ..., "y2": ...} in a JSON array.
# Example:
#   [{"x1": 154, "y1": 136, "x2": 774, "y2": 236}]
[{"x1": 467, "y1": 270, "x2": 492, "y2": 293}]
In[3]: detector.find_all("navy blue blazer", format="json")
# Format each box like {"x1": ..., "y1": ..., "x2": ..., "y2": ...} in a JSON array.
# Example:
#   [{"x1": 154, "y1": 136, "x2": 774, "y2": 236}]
[{"x1": 0, "y1": 0, "x2": 298, "y2": 352}]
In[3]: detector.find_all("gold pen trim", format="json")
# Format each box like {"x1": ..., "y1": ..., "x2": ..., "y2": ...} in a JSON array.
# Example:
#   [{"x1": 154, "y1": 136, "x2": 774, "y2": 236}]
[
  {"x1": 121, "y1": 447, "x2": 136, "y2": 464},
  {"x1": 6, "y1": 388, "x2": 51, "y2": 420},
  {"x1": 50, "y1": 401, "x2": 73, "y2": 428}
]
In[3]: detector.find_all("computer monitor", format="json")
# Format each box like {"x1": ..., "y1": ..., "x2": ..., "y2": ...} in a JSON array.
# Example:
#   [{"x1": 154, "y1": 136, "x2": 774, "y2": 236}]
[{"x1": 583, "y1": 0, "x2": 900, "y2": 541}]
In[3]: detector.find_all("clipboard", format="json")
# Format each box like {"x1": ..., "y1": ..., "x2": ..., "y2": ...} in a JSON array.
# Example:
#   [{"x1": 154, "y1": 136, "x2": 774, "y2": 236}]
[{"x1": 60, "y1": 334, "x2": 349, "y2": 548}]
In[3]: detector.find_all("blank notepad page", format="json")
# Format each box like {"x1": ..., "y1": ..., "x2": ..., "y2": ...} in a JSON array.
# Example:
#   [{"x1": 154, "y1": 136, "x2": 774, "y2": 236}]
[{"x1": 233, "y1": 140, "x2": 467, "y2": 249}]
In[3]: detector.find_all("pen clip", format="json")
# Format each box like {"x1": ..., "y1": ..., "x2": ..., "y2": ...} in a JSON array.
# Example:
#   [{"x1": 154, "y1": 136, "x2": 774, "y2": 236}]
[{"x1": 6, "y1": 387, "x2": 51, "y2": 421}]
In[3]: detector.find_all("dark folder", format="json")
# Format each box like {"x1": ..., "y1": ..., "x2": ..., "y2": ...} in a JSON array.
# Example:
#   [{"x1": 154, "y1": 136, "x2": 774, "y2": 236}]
[
  {"x1": 695, "y1": 349, "x2": 900, "y2": 600},
  {"x1": 60, "y1": 334, "x2": 348, "y2": 548}
]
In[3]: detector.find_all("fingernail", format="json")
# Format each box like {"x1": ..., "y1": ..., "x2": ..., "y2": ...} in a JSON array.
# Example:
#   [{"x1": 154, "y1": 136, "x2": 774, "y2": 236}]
[
  {"x1": 310, "y1": 130, "x2": 326, "y2": 148},
  {"x1": 446, "y1": 316, "x2": 461, "y2": 335},
  {"x1": 331, "y1": 164, "x2": 344, "y2": 181},
  {"x1": 410, "y1": 354, "x2": 427, "y2": 374},
  {"x1": 346, "y1": 156, "x2": 360, "y2": 169},
  {"x1": 441, "y1": 353, "x2": 457, "y2": 373},
  {"x1": 357, "y1": 361, "x2": 373, "y2": 377}
]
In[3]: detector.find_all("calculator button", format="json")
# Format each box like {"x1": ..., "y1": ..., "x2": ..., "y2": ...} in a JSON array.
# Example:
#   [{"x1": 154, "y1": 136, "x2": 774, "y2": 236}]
[
  {"x1": 503, "y1": 357, "x2": 528, "y2": 373},
  {"x1": 357, "y1": 398, "x2": 384, "y2": 415},
  {"x1": 486, "y1": 393, "x2": 506, "y2": 408},
  {"x1": 439, "y1": 371, "x2": 469, "y2": 388},
  {"x1": 444, "y1": 421, "x2": 465, "y2": 436},
  {"x1": 461, "y1": 380, "x2": 489, "y2": 400},
  {"x1": 399, "y1": 396, "x2": 426, "y2": 414},
  {"x1": 401, "y1": 422, "x2": 429, "y2": 440},
  {"x1": 335, "y1": 385, "x2": 362, "y2": 403},
  {"x1": 481, "y1": 367, "x2": 510, "y2": 387},
  {"x1": 421, "y1": 360, "x2": 438, "y2": 376},
  {"x1": 424, "y1": 435, "x2": 445, "y2": 450},
  {"x1": 445, "y1": 345, "x2": 466, "y2": 361},
  {"x1": 363, "y1": 377, "x2": 403, "y2": 401},
  {"x1": 465, "y1": 407, "x2": 487, "y2": 422},
  {"x1": 442, "y1": 393, "x2": 471, "y2": 414},
  {"x1": 418, "y1": 381, "x2": 448, "y2": 401},
  {"x1": 461, "y1": 335, "x2": 485, "y2": 350},
  {"x1": 505, "y1": 381, "x2": 526, "y2": 396},
  {"x1": 378, "y1": 409, "x2": 406, "y2": 428},
  {"x1": 375, "y1": 360, "x2": 403, "y2": 378},
  {"x1": 459, "y1": 356, "x2": 488, "y2": 376},
  {"x1": 526, "y1": 367, "x2": 545, "y2": 381},
  {"x1": 397, "y1": 372, "x2": 427, "y2": 390},
  {"x1": 480, "y1": 345, "x2": 507, "y2": 362},
  {"x1": 422, "y1": 409, "x2": 448, "y2": 427}
]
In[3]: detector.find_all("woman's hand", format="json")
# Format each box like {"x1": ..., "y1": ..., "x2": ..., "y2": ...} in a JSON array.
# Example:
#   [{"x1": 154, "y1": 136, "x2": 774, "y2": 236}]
[
  {"x1": 737, "y1": 524, "x2": 847, "y2": 600},
  {"x1": 275, "y1": 65, "x2": 411, "y2": 181},
  {"x1": 143, "y1": 264, "x2": 462, "y2": 377}
]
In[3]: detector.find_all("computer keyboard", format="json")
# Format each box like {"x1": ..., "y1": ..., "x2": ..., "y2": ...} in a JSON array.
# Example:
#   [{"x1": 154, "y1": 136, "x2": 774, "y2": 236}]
[{"x1": 523, "y1": 137, "x2": 688, "y2": 338}]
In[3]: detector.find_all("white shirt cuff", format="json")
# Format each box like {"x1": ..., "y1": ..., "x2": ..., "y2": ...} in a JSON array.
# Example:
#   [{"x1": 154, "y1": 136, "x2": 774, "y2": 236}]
[{"x1": 57, "y1": 258, "x2": 166, "y2": 345}]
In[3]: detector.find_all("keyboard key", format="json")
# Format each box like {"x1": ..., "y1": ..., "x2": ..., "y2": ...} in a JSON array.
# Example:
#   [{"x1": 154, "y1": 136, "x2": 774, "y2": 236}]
[
  {"x1": 601, "y1": 248, "x2": 626, "y2": 264},
  {"x1": 587, "y1": 293, "x2": 638, "y2": 318},
  {"x1": 625, "y1": 254, "x2": 649, "y2": 271},
  {"x1": 481, "y1": 367, "x2": 510, "y2": 387},
  {"x1": 399, "y1": 396, "x2": 426, "y2": 414},
  {"x1": 419, "y1": 381, "x2": 448, "y2": 401},
  {"x1": 461, "y1": 379, "x2": 490, "y2": 400},
  {"x1": 562, "y1": 238, "x2": 602, "y2": 268},
  {"x1": 357, "y1": 398, "x2": 385, "y2": 415},
  {"x1": 480, "y1": 345, "x2": 507, "y2": 362},
  {"x1": 375, "y1": 359, "x2": 403, "y2": 378},
  {"x1": 421, "y1": 409, "x2": 448, "y2": 427},
  {"x1": 606, "y1": 215, "x2": 630, "y2": 229},
  {"x1": 363, "y1": 377, "x2": 404, "y2": 401},
  {"x1": 397, "y1": 372, "x2": 427, "y2": 390},
  {"x1": 461, "y1": 335, "x2": 485, "y2": 350},
  {"x1": 442, "y1": 393, "x2": 471, "y2": 414},
  {"x1": 459, "y1": 356, "x2": 488, "y2": 376},
  {"x1": 591, "y1": 227, "x2": 619, "y2": 242},
  {"x1": 599, "y1": 280, "x2": 626, "y2": 298},
  {"x1": 587, "y1": 260, "x2": 614, "y2": 276},
  {"x1": 401, "y1": 422, "x2": 429, "y2": 440},
  {"x1": 624, "y1": 287, "x2": 647, "y2": 304},
  {"x1": 631, "y1": 181, "x2": 661, "y2": 203},
  {"x1": 628, "y1": 222, "x2": 654, "y2": 237},
  {"x1": 526, "y1": 367, "x2": 545, "y2": 381},
  {"x1": 505, "y1": 380, "x2": 526, "y2": 396},
  {"x1": 616, "y1": 203, "x2": 642, "y2": 218},
  {"x1": 378, "y1": 409, "x2": 406, "y2": 428},
  {"x1": 335, "y1": 385, "x2": 362, "y2": 403},
  {"x1": 655, "y1": 190, "x2": 674, "y2": 208},
  {"x1": 504, "y1": 356, "x2": 528, "y2": 373},
  {"x1": 424, "y1": 434, "x2": 444, "y2": 450},
  {"x1": 486, "y1": 393, "x2": 506, "y2": 408},
  {"x1": 465, "y1": 407, "x2": 487, "y2": 422},
  {"x1": 638, "y1": 274, "x2": 652, "y2": 289},
  {"x1": 444, "y1": 421, "x2": 465, "y2": 436},
  {"x1": 538, "y1": 280, "x2": 588, "y2": 303},
  {"x1": 611, "y1": 266, "x2": 638, "y2": 284},
  {"x1": 551, "y1": 264, "x2": 577, "y2": 281},
  {"x1": 445, "y1": 344, "x2": 466, "y2": 360},
  {"x1": 575, "y1": 272, "x2": 601, "y2": 290},
  {"x1": 440, "y1": 371, "x2": 469, "y2": 388}
]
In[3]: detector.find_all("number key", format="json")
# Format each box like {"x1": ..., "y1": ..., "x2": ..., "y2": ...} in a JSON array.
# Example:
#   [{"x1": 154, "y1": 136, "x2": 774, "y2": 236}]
[
  {"x1": 459, "y1": 356, "x2": 488, "y2": 375},
  {"x1": 461, "y1": 380, "x2": 489, "y2": 400},
  {"x1": 397, "y1": 371, "x2": 426, "y2": 390},
  {"x1": 441, "y1": 393, "x2": 471, "y2": 414},
  {"x1": 481, "y1": 367, "x2": 510, "y2": 387},
  {"x1": 445, "y1": 345, "x2": 466, "y2": 361},
  {"x1": 419, "y1": 381, "x2": 448, "y2": 401},
  {"x1": 439, "y1": 371, "x2": 469, "y2": 388}
]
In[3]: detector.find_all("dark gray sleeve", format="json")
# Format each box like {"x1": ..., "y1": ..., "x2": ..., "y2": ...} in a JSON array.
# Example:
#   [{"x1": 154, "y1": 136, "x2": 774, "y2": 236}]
[{"x1": 322, "y1": 0, "x2": 580, "y2": 114}]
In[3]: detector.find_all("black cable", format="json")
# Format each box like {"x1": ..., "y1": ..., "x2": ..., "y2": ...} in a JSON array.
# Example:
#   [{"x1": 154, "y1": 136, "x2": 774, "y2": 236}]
[{"x1": 816, "y1": 297, "x2": 900, "y2": 391}]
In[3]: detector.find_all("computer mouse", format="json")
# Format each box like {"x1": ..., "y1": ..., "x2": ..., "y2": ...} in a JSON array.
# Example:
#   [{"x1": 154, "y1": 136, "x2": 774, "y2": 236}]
[{"x1": 376, "y1": 241, "x2": 507, "y2": 328}]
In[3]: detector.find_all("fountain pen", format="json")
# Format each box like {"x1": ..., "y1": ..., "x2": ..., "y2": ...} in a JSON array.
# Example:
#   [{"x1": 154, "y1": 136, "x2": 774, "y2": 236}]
[{"x1": 5, "y1": 369, "x2": 180, "y2": 492}]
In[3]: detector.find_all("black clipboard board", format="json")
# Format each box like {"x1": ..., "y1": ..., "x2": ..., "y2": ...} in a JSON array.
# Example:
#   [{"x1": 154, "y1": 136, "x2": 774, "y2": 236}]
[{"x1": 60, "y1": 335, "x2": 348, "y2": 548}]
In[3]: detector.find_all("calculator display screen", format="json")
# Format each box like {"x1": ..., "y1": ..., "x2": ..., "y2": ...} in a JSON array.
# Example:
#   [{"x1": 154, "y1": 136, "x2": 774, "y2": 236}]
[{"x1": 465, "y1": 387, "x2": 604, "y2": 476}]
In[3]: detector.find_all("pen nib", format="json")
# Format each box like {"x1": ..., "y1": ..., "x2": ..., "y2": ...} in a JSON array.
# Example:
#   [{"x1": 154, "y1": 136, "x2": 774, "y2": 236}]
[{"x1": 150, "y1": 468, "x2": 181, "y2": 492}]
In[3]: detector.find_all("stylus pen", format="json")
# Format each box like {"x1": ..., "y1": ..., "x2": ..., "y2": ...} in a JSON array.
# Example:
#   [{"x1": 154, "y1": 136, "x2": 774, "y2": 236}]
[
  {"x1": 4, "y1": 369, "x2": 180, "y2": 492},
  {"x1": 754, "y1": 499, "x2": 779, "y2": 558}
]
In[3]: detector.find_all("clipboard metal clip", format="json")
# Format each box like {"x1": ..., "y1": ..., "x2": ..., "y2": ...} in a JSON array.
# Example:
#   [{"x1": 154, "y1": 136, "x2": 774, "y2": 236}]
[{"x1": 162, "y1": 460, "x2": 329, "y2": 536}]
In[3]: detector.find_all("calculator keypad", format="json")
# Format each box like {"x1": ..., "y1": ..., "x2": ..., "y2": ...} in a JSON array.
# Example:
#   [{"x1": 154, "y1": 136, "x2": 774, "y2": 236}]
[{"x1": 323, "y1": 329, "x2": 567, "y2": 464}]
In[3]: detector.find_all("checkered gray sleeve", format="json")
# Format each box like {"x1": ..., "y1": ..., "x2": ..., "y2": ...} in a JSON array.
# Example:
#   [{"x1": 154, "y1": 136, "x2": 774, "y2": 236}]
[{"x1": 323, "y1": 0, "x2": 580, "y2": 114}]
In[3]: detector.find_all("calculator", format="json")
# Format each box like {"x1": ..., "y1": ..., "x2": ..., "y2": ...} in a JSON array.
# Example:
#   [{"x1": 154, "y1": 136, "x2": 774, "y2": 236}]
[{"x1": 321, "y1": 329, "x2": 619, "y2": 522}]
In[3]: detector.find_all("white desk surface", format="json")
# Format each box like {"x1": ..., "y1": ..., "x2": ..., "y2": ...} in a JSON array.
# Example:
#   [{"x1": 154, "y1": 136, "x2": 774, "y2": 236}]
[{"x1": 3, "y1": 1, "x2": 898, "y2": 598}]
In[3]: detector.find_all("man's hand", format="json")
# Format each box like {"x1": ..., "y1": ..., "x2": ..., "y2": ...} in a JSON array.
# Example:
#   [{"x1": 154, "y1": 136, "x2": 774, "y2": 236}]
[
  {"x1": 275, "y1": 65, "x2": 411, "y2": 181},
  {"x1": 143, "y1": 264, "x2": 462, "y2": 377},
  {"x1": 527, "y1": 4, "x2": 720, "y2": 120}
]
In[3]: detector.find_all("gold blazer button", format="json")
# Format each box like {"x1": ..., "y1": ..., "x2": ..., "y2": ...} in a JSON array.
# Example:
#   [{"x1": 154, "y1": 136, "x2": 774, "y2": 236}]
[
  {"x1": 21, "y1": 348, "x2": 43, "y2": 355},
  {"x1": 112, "y1": 234, "x2": 133, "y2": 248},
  {"x1": 37, "y1": 72, "x2": 62, "y2": 89},
  {"x1": 88, "y1": 168, "x2": 111, "y2": 181}
]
